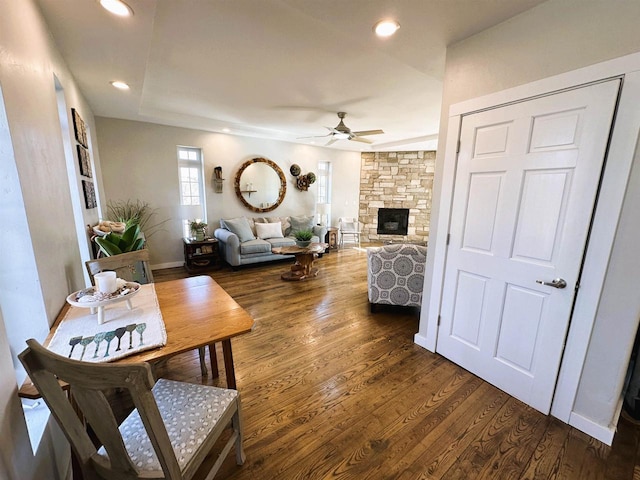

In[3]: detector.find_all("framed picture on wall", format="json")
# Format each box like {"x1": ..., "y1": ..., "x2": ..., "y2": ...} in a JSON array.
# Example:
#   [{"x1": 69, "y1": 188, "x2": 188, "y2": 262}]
[
  {"x1": 76, "y1": 144, "x2": 92, "y2": 177},
  {"x1": 82, "y1": 180, "x2": 96, "y2": 209},
  {"x1": 71, "y1": 108, "x2": 87, "y2": 148}
]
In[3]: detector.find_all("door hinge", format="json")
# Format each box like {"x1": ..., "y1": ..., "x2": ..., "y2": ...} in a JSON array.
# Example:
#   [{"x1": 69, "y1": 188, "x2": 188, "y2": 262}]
[
  {"x1": 446, "y1": 233, "x2": 450, "y2": 246},
  {"x1": 456, "y1": 140, "x2": 461, "y2": 153},
  {"x1": 437, "y1": 315, "x2": 441, "y2": 326},
  {"x1": 575, "y1": 282, "x2": 580, "y2": 292}
]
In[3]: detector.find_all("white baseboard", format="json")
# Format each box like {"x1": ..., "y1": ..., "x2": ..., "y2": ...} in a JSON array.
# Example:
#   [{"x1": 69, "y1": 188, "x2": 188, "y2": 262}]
[
  {"x1": 414, "y1": 333, "x2": 435, "y2": 352},
  {"x1": 568, "y1": 411, "x2": 616, "y2": 445},
  {"x1": 151, "y1": 261, "x2": 184, "y2": 270}
]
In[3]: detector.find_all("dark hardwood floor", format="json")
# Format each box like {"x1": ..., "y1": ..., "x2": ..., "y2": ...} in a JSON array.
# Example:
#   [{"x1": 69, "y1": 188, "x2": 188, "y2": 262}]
[{"x1": 150, "y1": 247, "x2": 640, "y2": 479}]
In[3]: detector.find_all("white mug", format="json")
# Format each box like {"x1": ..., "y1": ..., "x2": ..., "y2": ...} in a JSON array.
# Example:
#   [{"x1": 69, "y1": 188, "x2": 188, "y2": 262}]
[{"x1": 94, "y1": 271, "x2": 117, "y2": 294}]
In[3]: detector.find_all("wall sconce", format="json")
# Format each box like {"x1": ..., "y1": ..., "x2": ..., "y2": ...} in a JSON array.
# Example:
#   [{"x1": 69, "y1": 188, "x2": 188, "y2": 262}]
[{"x1": 213, "y1": 166, "x2": 224, "y2": 193}]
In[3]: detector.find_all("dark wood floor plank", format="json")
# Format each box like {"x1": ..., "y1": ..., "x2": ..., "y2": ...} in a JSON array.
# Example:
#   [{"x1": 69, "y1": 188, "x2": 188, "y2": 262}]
[{"x1": 146, "y1": 247, "x2": 640, "y2": 480}]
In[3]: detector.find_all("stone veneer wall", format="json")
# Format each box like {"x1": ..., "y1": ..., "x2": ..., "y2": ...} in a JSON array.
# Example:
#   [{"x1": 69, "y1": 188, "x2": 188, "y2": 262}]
[{"x1": 359, "y1": 151, "x2": 436, "y2": 244}]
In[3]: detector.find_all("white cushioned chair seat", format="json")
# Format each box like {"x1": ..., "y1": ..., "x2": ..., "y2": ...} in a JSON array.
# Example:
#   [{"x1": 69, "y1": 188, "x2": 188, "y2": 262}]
[{"x1": 98, "y1": 379, "x2": 237, "y2": 474}]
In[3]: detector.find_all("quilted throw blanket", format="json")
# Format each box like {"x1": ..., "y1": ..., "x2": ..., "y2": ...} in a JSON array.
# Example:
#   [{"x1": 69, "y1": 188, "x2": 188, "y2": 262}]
[{"x1": 47, "y1": 283, "x2": 167, "y2": 363}]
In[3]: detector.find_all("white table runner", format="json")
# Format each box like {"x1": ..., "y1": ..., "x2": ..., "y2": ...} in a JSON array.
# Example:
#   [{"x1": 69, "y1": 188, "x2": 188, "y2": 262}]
[{"x1": 47, "y1": 283, "x2": 167, "y2": 363}]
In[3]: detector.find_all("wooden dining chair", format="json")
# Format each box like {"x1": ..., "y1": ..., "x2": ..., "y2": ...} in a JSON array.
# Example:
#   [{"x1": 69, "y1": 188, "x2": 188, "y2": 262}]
[
  {"x1": 85, "y1": 249, "x2": 215, "y2": 379},
  {"x1": 85, "y1": 249, "x2": 155, "y2": 285},
  {"x1": 19, "y1": 339, "x2": 245, "y2": 480}
]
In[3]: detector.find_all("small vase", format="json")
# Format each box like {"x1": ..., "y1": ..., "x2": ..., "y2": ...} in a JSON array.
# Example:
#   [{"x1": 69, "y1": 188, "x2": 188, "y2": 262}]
[{"x1": 195, "y1": 230, "x2": 205, "y2": 241}]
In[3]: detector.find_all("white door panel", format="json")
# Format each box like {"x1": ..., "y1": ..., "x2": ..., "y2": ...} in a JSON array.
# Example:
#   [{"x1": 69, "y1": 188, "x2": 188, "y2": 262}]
[{"x1": 437, "y1": 80, "x2": 620, "y2": 413}]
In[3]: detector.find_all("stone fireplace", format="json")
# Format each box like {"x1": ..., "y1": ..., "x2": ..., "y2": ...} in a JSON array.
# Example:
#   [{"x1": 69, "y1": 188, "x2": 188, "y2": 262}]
[{"x1": 359, "y1": 151, "x2": 435, "y2": 244}]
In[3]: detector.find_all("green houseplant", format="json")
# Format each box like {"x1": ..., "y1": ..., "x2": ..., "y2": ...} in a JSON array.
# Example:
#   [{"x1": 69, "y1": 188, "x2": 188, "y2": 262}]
[
  {"x1": 294, "y1": 229, "x2": 313, "y2": 247},
  {"x1": 95, "y1": 223, "x2": 145, "y2": 257},
  {"x1": 106, "y1": 199, "x2": 169, "y2": 240},
  {"x1": 189, "y1": 220, "x2": 208, "y2": 241}
]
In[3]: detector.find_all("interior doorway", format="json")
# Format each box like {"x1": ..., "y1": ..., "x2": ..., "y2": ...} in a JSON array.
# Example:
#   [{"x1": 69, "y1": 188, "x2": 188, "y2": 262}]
[{"x1": 435, "y1": 80, "x2": 620, "y2": 414}]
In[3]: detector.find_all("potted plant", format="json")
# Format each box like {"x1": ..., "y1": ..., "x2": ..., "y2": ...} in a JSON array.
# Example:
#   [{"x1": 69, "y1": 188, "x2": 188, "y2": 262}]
[
  {"x1": 190, "y1": 220, "x2": 208, "y2": 241},
  {"x1": 95, "y1": 223, "x2": 145, "y2": 256},
  {"x1": 294, "y1": 229, "x2": 313, "y2": 247}
]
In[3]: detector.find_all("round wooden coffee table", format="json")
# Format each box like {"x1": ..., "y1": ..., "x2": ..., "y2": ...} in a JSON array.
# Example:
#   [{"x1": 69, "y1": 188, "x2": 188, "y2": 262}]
[{"x1": 272, "y1": 243, "x2": 328, "y2": 281}]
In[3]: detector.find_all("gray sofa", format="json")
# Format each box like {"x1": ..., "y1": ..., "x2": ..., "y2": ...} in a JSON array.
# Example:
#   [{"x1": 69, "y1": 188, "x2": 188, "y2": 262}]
[{"x1": 214, "y1": 215, "x2": 327, "y2": 267}]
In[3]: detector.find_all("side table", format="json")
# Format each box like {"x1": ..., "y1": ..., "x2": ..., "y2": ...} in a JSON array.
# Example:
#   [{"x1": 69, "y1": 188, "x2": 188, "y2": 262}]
[
  {"x1": 183, "y1": 237, "x2": 219, "y2": 272},
  {"x1": 325, "y1": 227, "x2": 338, "y2": 251}
]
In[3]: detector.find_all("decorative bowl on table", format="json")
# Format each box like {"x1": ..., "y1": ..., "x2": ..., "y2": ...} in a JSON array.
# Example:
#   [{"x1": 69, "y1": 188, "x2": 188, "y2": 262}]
[
  {"x1": 66, "y1": 281, "x2": 141, "y2": 308},
  {"x1": 67, "y1": 281, "x2": 141, "y2": 325},
  {"x1": 295, "y1": 240, "x2": 312, "y2": 247}
]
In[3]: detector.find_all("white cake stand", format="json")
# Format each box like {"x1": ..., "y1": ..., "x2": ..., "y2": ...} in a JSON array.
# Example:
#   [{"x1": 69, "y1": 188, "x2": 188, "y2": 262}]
[{"x1": 66, "y1": 282, "x2": 141, "y2": 325}]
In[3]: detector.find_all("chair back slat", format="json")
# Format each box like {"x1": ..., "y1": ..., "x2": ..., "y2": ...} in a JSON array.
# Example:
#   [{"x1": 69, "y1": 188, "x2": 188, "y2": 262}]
[
  {"x1": 86, "y1": 249, "x2": 154, "y2": 285},
  {"x1": 19, "y1": 339, "x2": 182, "y2": 480}
]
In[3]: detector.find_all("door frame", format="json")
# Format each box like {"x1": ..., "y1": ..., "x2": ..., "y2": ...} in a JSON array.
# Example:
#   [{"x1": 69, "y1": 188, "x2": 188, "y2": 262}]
[{"x1": 415, "y1": 52, "x2": 640, "y2": 444}]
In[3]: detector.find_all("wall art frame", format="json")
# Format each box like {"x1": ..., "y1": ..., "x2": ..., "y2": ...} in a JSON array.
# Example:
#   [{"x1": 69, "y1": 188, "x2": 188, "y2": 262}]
[{"x1": 82, "y1": 180, "x2": 97, "y2": 209}]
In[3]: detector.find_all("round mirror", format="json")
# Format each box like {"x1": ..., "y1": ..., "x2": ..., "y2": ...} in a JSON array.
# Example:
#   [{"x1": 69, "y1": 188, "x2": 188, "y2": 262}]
[{"x1": 234, "y1": 157, "x2": 286, "y2": 213}]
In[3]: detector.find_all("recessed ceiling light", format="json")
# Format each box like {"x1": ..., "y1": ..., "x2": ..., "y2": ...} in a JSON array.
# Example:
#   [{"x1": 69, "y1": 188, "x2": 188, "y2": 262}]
[
  {"x1": 110, "y1": 81, "x2": 130, "y2": 90},
  {"x1": 373, "y1": 19, "x2": 400, "y2": 37},
  {"x1": 99, "y1": 0, "x2": 133, "y2": 17}
]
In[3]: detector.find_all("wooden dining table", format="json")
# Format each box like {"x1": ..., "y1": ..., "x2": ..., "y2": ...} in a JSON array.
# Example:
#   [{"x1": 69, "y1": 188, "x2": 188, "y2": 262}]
[{"x1": 20, "y1": 275, "x2": 254, "y2": 397}]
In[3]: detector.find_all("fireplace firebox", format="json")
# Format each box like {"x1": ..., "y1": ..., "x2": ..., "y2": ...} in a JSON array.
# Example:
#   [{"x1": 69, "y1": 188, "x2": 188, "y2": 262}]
[{"x1": 377, "y1": 208, "x2": 409, "y2": 235}]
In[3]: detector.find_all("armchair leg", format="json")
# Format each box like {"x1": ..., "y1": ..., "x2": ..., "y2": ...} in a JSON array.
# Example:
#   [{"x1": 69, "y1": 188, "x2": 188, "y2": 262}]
[{"x1": 370, "y1": 303, "x2": 379, "y2": 313}]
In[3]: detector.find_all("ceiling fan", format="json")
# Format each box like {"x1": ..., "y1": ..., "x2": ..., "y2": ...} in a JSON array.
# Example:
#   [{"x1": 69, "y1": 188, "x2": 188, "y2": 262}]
[{"x1": 302, "y1": 112, "x2": 384, "y2": 146}]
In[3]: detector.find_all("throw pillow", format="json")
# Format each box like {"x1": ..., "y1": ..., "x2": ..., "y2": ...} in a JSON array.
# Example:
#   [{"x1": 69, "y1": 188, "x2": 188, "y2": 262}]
[
  {"x1": 267, "y1": 216, "x2": 291, "y2": 236},
  {"x1": 289, "y1": 215, "x2": 314, "y2": 235},
  {"x1": 222, "y1": 217, "x2": 256, "y2": 242},
  {"x1": 255, "y1": 222, "x2": 284, "y2": 239}
]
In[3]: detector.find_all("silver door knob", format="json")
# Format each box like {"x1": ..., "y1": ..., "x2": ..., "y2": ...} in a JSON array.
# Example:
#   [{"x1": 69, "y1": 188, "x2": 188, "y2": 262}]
[{"x1": 536, "y1": 278, "x2": 567, "y2": 289}]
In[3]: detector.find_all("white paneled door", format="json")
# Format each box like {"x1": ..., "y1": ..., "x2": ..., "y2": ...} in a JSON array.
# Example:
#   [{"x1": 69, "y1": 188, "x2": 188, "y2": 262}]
[{"x1": 436, "y1": 80, "x2": 620, "y2": 414}]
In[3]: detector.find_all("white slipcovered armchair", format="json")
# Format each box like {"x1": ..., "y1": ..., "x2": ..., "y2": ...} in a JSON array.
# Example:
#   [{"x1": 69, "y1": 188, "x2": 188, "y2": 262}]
[{"x1": 367, "y1": 243, "x2": 427, "y2": 312}]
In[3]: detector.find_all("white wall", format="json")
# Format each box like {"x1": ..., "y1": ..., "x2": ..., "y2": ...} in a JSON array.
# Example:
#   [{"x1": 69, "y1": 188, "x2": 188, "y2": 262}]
[
  {"x1": 420, "y1": 0, "x2": 640, "y2": 440},
  {"x1": 0, "y1": 0, "x2": 102, "y2": 477},
  {"x1": 95, "y1": 117, "x2": 361, "y2": 267}
]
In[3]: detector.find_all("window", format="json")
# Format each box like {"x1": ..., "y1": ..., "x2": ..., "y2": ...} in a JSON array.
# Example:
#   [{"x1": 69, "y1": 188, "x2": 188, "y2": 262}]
[
  {"x1": 317, "y1": 161, "x2": 332, "y2": 225},
  {"x1": 177, "y1": 147, "x2": 206, "y2": 237}
]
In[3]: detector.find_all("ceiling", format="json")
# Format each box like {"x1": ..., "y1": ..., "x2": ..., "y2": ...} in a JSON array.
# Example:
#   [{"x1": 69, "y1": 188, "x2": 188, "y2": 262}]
[{"x1": 36, "y1": 0, "x2": 547, "y2": 152}]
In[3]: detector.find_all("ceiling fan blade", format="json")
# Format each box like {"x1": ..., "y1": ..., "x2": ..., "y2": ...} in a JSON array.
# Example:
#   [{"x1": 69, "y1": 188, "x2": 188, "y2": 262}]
[
  {"x1": 350, "y1": 136, "x2": 373, "y2": 144},
  {"x1": 352, "y1": 129, "x2": 384, "y2": 136},
  {"x1": 325, "y1": 137, "x2": 339, "y2": 146},
  {"x1": 297, "y1": 133, "x2": 332, "y2": 139}
]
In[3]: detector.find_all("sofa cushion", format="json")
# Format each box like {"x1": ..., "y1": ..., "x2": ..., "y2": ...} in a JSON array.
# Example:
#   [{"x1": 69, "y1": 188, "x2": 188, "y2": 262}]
[
  {"x1": 223, "y1": 217, "x2": 255, "y2": 242},
  {"x1": 239, "y1": 239, "x2": 272, "y2": 255},
  {"x1": 267, "y1": 237, "x2": 296, "y2": 248},
  {"x1": 289, "y1": 215, "x2": 314, "y2": 235},
  {"x1": 256, "y1": 222, "x2": 283, "y2": 239}
]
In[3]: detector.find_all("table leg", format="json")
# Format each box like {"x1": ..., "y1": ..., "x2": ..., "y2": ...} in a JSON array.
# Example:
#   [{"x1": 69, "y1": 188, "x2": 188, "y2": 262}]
[
  {"x1": 198, "y1": 347, "x2": 208, "y2": 376},
  {"x1": 209, "y1": 343, "x2": 219, "y2": 378},
  {"x1": 222, "y1": 339, "x2": 236, "y2": 389}
]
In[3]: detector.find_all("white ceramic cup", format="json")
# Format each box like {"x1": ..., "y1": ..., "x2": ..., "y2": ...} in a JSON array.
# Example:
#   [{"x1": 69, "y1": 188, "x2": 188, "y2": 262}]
[{"x1": 94, "y1": 271, "x2": 117, "y2": 294}]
